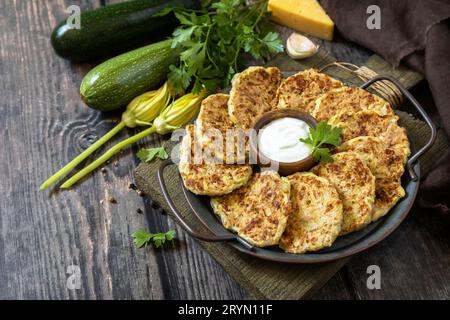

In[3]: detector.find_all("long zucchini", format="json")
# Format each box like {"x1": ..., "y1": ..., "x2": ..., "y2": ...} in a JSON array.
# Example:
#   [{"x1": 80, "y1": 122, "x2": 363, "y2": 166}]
[
  {"x1": 51, "y1": 0, "x2": 199, "y2": 62},
  {"x1": 80, "y1": 39, "x2": 179, "y2": 111}
]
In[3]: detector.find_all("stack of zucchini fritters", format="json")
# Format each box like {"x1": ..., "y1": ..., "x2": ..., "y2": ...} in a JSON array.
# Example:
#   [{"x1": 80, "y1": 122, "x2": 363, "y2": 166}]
[{"x1": 179, "y1": 67, "x2": 410, "y2": 254}]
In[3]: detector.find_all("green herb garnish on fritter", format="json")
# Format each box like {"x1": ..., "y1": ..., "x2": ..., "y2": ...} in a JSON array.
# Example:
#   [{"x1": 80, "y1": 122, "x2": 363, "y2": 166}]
[
  {"x1": 300, "y1": 122, "x2": 343, "y2": 163},
  {"x1": 155, "y1": 0, "x2": 284, "y2": 93}
]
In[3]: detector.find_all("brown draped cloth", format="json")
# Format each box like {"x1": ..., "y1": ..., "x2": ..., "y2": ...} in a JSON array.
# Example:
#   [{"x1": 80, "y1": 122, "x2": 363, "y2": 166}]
[{"x1": 320, "y1": 0, "x2": 450, "y2": 223}]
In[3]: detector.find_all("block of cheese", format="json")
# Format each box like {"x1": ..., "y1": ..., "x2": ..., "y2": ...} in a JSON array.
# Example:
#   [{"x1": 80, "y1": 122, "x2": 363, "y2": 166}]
[{"x1": 268, "y1": 0, "x2": 334, "y2": 41}]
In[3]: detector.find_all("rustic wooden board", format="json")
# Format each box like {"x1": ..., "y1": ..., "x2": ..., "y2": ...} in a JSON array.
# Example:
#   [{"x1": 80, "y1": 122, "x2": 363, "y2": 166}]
[{"x1": 1, "y1": 0, "x2": 449, "y2": 300}]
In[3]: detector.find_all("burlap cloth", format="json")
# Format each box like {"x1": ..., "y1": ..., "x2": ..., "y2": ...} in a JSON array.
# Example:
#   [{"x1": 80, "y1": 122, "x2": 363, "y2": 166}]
[{"x1": 134, "y1": 51, "x2": 449, "y2": 299}]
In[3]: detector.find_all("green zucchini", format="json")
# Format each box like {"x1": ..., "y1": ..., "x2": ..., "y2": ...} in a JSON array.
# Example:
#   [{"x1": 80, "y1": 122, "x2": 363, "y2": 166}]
[
  {"x1": 51, "y1": 0, "x2": 199, "y2": 62},
  {"x1": 80, "y1": 39, "x2": 179, "y2": 111}
]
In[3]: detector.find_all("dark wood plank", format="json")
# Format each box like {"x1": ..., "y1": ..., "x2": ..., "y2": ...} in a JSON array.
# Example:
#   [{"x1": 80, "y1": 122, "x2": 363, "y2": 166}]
[
  {"x1": 317, "y1": 204, "x2": 450, "y2": 300},
  {"x1": 0, "y1": 0, "x2": 247, "y2": 300},
  {"x1": 0, "y1": 0, "x2": 165, "y2": 299}
]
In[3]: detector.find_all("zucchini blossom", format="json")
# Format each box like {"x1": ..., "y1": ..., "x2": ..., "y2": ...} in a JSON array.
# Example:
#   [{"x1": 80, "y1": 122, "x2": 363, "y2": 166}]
[
  {"x1": 58, "y1": 89, "x2": 207, "y2": 189},
  {"x1": 39, "y1": 83, "x2": 171, "y2": 190},
  {"x1": 153, "y1": 89, "x2": 207, "y2": 134},
  {"x1": 122, "y1": 82, "x2": 171, "y2": 127}
]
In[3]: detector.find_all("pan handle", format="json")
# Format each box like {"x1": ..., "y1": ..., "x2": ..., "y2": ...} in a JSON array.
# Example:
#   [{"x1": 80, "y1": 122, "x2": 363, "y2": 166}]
[
  {"x1": 157, "y1": 159, "x2": 254, "y2": 250},
  {"x1": 360, "y1": 75, "x2": 437, "y2": 181}
]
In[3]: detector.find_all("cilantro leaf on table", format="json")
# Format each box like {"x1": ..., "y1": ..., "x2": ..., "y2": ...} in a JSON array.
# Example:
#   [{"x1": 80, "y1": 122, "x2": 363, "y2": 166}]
[
  {"x1": 300, "y1": 122, "x2": 343, "y2": 163},
  {"x1": 131, "y1": 229, "x2": 176, "y2": 249},
  {"x1": 157, "y1": 0, "x2": 284, "y2": 94},
  {"x1": 136, "y1": 146, "x2": 169, "y2": 162}
]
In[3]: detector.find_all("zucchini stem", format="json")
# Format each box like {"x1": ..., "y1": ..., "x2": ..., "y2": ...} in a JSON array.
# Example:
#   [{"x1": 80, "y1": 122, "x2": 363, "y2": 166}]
[
  {"x1": 60, "y1": 126, "x2": 157, "y2": 189},
  {"x1": 39, "y1": 121, "x2": 126, "y2": 190}
]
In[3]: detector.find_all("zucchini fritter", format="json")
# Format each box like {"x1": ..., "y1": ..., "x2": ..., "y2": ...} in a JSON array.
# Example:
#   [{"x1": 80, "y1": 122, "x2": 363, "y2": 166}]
[
  {"x1": 276, "y1": 69, "x2": 343, "y2": 113},
  {"x1": 211, "y1": 171, "x2": 292, "y2": 247},
  {"x1": 179, "y1": 125, "x2": 252, "y2": 196},
  {"x1": 372, "y1": 178, "x2": 406, "y2": 221},
  {"x1": 312, "y1": 86, "x2": 393, "y2": 122},
  {"x1": 337, "y1": 136, "x2": 406, "y2": 180},
  {"x1": 328, "y1": 110, "x2": 410, "y2": 160},
  {"x1": 229, "y1": 66, "x2": 283, "y2": 130},
  {"x1": 337, "y1": 136, "x2": 407, "y2": 222},
  {"x1": 312, "y1": 152, "x2": 376, "y2": 235},
  {"x1": 196, "y1": 94, "x2": 247, "y2": 164},
  {"x1": 279, "y1": 172, "x2": 343, "y2": 254}
]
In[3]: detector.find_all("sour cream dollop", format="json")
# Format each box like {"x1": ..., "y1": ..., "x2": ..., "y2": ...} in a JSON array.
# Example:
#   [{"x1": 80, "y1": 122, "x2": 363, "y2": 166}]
[{"x1": 258, "y1": 117, "x2": 312, "y2": 163}]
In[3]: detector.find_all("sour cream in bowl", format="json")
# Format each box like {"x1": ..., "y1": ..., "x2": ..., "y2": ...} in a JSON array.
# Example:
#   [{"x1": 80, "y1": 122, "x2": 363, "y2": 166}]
[
  {"x1": 258, "y1": 117, "x2": 312, "y2": 163},
  {"x1": 250, "y1": 109, "x2": 317, "y2": 176}
]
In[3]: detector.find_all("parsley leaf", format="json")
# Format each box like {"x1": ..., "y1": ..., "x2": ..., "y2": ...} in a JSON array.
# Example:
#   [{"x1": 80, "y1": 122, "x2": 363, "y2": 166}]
[
  {"x1": 166, "y1": 0, "x2": 284, "y2": 93},
  {"x1": 174, "y1": 12, "x2": 195, "y2": 26},
  {"x1": 136, "y1": 146, "x2": 169, "y2": 162},
  {"x1": 131, "y1": 229, "x2": 176, "y2": 249},
  {"x1": 313, "y1": 147, "x2": 333, "y2": 163},
  {"x1": 168, "y1": 65, "x2": 191, "y2": 92},
  {"x1": 211, "y1": 0, "x2": 240, "y2": 13},
  {"x1": 300, "y1": 122, "x2": 342, "y2": 163},
  {"x1": 262, "y1": 32, "x2": 285, "y2": 54},
  {"x1": 172, "y1": 26, "x2": 197, "y2": 48}
]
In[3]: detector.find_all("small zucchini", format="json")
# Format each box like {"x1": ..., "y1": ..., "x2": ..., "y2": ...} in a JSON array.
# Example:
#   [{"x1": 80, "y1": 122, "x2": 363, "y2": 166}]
[
  {"x1": 80, "y1": 39, "x2": 179, "y2": 111},
  {"x1": 51, "y1": 0, "x2": 200, "y2": 62}
]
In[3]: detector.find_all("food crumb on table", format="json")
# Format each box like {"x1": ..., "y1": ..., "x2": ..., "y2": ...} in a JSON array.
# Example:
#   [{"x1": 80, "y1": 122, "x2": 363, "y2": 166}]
[{"x1": 107, "y1": 196, "x2": 117, "y2": 204}]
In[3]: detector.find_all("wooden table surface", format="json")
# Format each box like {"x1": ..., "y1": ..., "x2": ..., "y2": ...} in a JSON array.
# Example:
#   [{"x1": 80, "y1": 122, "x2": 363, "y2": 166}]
[{"x1": 1, "y1": 0, "x2": 449, "y2": 300}]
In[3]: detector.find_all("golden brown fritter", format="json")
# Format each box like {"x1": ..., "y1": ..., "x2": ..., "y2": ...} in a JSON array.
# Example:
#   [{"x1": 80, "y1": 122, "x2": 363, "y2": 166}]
[
  {"x1": 336, "y1": 136, "x2": 406, "y2": 222},
  {"x1": 312, "y1": 152, "x2": 376, "y2": 235},
  {"x1": 372, "y1": 178, "x2": 405, "y2": 221},
  {"x1": 276, "y1": 69, "x2": 343, "y2": 113},
  {"x1": 328, "y1": 110, "x2": 410, "y2": 160},
  {"x1": 196, "y1": 94, "x2": 248, "y2": 164},
  {"x1": 337, "y1": 136, "x2": 406, "y2": 181},
  {"x1": 179, "y1": 125, "x2": 252, "y2": 196},
  {"x1": 312, "y1": 86, "x2": 393, "y2": 122},
  {"x1": 211, "y1": 171, "x2": 292, "y2": 247},
  {"x1": 279, "y1": 172, "x2": 343, "y2": 254},
  {"x1": 229, "y1": 66, "x2": 283, "y2": 130}
]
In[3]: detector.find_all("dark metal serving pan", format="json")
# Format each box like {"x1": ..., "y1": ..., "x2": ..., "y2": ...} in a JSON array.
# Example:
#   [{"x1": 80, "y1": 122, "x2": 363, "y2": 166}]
[{"x1": 158, "y1": 75, "x2": 437, "y2": 263}]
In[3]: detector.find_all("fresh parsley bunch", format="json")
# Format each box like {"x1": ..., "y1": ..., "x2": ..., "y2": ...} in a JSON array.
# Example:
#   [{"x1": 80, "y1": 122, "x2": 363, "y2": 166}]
[{"x1": 156, "y1": 0, "x2": 284, "y2": 93}]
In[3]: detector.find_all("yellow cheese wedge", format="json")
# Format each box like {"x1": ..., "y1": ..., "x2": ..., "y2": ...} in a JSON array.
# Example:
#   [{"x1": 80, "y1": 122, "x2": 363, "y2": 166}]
[{"x1": 268, "y1": 0, "x2": 334, "y2": 41}]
